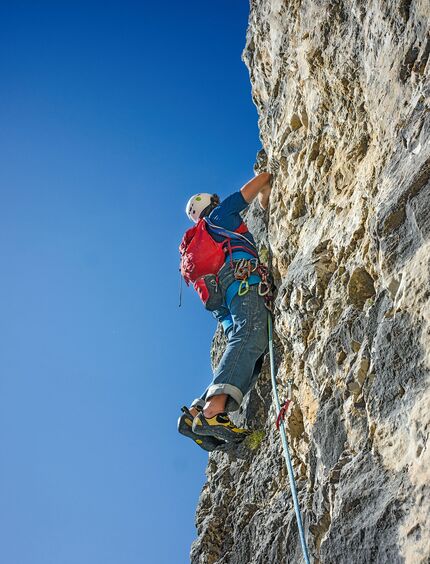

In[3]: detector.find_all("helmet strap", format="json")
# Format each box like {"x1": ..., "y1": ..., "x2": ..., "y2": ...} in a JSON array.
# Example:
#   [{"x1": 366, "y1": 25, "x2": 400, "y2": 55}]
[{"x1": 199, "y1": 194, "x2": 220, "y2": 219}]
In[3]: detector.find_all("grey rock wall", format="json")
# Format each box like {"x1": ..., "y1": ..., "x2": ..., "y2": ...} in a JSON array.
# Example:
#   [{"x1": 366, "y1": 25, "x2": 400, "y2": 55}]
[{"x1": 191, "y1": 1, "x2": 430, "y2": 563}]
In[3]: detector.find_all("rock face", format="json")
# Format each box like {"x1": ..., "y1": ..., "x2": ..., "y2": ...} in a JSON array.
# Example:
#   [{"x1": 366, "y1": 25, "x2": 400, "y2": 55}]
[{"x1": 191, "y1": 2, "x2": 430, "y2": 563}]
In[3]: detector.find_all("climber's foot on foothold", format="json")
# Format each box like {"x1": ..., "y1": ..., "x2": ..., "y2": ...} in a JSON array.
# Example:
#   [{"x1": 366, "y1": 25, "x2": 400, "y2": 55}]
[
  {"x1": 177, "y1": 407, "x2": 226, "y2": 452},
  {"x1": 192, "y1": 412, "x2": 251, "y2": 443}
]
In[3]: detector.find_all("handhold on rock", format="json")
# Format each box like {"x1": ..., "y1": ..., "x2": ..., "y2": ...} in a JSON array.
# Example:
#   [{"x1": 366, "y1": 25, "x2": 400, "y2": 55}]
[{"x1": 347, "y1": 267, "x2": 376, "y2": 309}]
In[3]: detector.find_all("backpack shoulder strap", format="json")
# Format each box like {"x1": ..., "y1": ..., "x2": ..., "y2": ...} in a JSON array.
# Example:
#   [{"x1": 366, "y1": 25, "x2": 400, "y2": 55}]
[{"x1": 204, "y1": 218, "x2": 257, "y2": 251}]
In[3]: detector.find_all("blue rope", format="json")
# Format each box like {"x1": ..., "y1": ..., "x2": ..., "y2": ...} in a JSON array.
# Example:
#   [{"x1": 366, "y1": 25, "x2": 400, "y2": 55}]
[{"x1": 268, "y1": 314, "x2": 311, "y2": 564}]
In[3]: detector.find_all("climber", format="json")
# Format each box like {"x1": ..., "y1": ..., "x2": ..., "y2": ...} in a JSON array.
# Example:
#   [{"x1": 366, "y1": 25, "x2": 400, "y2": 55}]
[{"x1": 178, "y1": 170, "x2": 273, "y2": 451}]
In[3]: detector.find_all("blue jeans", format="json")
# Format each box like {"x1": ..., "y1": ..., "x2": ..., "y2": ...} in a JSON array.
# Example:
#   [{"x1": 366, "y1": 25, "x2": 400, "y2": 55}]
[{"x1": 192, "y1": 279, "x2": 269, "y2": 412}]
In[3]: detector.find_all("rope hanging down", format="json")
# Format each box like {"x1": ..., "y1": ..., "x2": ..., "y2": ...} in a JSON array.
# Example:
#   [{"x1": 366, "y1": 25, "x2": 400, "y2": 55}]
[{"x1": 268, "y1": 314, "x2": 311, "y2": 564}]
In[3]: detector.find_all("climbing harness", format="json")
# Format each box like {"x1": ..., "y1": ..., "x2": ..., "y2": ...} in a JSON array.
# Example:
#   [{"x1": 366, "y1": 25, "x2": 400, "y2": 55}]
[
  {"x1": 230, "y1": 258, "x2": 274, "y2": 306},
  {"x1": 179, "y1": 217, "x2": 275, "y2": 310},
  {"x1": 268, "y1": 314, "x2": 311, "y2": 564}
]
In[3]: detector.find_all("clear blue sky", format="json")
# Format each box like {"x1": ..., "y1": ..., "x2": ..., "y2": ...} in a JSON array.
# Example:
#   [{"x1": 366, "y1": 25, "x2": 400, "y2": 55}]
[{"x1": 0, "y1": 2, "x2": 260, "y2": 563}]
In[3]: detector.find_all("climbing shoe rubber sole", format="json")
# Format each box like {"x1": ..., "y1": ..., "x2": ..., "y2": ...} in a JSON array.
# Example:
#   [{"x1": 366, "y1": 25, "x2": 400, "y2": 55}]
[
  {"x1": 192, "y1": 412, "x2": 251, "y2": 443},
  {"x1": 177, "y1": 409, "x2": 226, "y2": 452}
]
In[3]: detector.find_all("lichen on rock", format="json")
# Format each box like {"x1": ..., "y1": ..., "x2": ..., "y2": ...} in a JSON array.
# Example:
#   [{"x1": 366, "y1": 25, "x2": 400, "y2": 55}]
[{"x1": 191, "y1": 2, "x2": 430, "y2": 563}]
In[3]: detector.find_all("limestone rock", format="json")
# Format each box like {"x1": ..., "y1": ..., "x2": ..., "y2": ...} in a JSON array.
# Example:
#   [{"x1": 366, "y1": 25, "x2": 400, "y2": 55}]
[{"x1": 192, "y1": 2, "x2": 430, "y2": 562}]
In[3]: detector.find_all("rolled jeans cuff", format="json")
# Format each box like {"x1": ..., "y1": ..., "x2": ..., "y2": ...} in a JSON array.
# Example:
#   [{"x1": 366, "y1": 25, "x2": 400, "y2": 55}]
[
  {"x1": 206, "y1": 383, "x2": 243, "y2": 412},
  {"x1": 191, "y1": 398, "x2": 205, "y2": 410}
]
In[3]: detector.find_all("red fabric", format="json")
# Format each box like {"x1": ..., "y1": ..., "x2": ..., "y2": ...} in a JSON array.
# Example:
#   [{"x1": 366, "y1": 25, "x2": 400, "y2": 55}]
[
  {"x1": 275, "y1": 400, "x2": 291, "y2": 430},
  {"x1": 193, "y1": 277, "x2": 210, "y2": 304},
  {"x1": 179, "y1": 219, "x2": 225, "y2": 284},
  {"x1": 179, "y1": 219, "x2": 249, "y2": 285},
  {"x1": 235, "y1": 223, "x2": 248, "y2": 235}
]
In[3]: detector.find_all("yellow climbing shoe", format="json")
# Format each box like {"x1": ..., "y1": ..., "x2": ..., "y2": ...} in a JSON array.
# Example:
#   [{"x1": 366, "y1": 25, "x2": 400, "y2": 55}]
[
  {"x1": 177, "y1": 407, "x2": 226, "y2": 452},
  {"x1": 192, "y1": 411, "x2": 250, "y2": 443}
]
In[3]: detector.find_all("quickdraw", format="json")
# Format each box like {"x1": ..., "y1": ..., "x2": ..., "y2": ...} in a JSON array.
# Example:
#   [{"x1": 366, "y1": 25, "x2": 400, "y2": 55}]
[
  {"x1": 275, "y1": 399, "x2": 291, "y2": 430},
  {"x1": 256, "y1": 264, "x2": 271, "y2": 297},
  {"x1": 257, "y1": 263, "x2": 275, "y2": 310},
  {"x1": 232, "y1": 258, "x2": 258, "y2": 280},
  {"x1": 230, "y1": 259, "x2": 275, "y2": 303},
  {"x1": 232, "y1": 258, "x2": 258, "y2": 297},
  {"x1": 258, "y1": 282, "x2": 271, "y2": 296},
  {"x1": 275, "y1": 379, "x2": 293, "y2": 429}
]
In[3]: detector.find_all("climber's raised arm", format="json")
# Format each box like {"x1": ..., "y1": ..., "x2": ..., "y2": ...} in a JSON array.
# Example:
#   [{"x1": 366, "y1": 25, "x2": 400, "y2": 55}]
[{"x1": 240, "y1": 172, "x2": 272, "y2": 210}]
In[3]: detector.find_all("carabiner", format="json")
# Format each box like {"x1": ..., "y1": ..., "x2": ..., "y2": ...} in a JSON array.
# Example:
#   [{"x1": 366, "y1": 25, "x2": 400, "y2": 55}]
[
  {"x1": 238, "y1": 279, "x2": 249, "y2": 296},
  {"x1": 250, "y1": 259, "x2": 259, "y2": 272},
  {"x1": 258, "y1": 281, "x2": 270, "y2": 296}
]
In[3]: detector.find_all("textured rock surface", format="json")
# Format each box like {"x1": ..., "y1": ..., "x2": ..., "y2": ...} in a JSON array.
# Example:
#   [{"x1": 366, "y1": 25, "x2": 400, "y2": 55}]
[{"x1": 192, "y1": 2, "x2": 430, "y2": 563}]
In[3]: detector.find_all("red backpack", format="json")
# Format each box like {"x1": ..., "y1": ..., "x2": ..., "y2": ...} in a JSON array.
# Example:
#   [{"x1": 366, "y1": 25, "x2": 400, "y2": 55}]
[
  {"x1": 179, "y1": 218, "x2": 250, "y2": 285},
  {"x1": 179, "y1": 218, "x2": 254, "y2": 309}
]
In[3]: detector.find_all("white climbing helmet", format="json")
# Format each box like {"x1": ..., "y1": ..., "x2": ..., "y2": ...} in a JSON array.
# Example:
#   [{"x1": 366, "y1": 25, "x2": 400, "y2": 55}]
[{"x1": 185, "y1": 193, "x2": 214, "y2": 223}]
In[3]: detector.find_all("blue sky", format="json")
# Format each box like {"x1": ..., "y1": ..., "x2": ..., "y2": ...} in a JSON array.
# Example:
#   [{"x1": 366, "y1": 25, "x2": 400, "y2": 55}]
[{"x1": 0, "y1": 2, "x2": 260, "y2": 563}]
